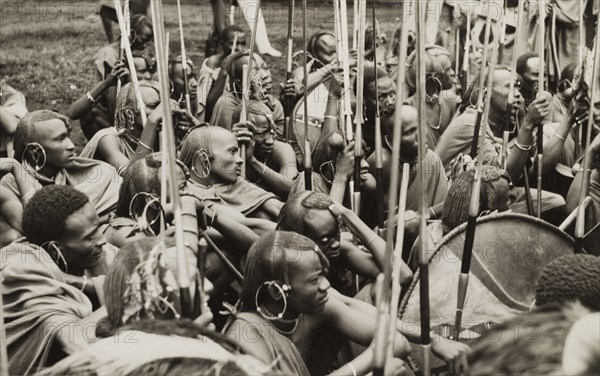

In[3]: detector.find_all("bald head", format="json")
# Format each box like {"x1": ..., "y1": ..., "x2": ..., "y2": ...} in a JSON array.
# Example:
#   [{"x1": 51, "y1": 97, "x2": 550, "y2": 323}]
[{"x1": 180, "y1": 125, "x2": 242, "y2": 185}]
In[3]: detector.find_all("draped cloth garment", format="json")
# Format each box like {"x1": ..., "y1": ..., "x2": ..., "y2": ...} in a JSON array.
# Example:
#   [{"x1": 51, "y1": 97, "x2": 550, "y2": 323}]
[
  {"x1": 1, "y1": 241, "x2": 93, "y2": 375},
  {"x1": 226, "y1": 312, "x2": 310, "y2": 376},
  {"x1": 188, "y1": 178, "x2": 276, "y2": 216},
  {"x1": 0, "y1": 157, "x2": 121, "y2": 222}
]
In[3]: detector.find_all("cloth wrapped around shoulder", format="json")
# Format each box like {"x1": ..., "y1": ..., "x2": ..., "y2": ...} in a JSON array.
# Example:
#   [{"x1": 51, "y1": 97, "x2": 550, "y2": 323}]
[
  {"x1": 188, "y1": 179, "x2": 276, "y2": 216},
  {"x1": 1, "y1": 240, "x2": 93, "y2": 375},
  {"x1": 0, "y1": 157, "x2": 121, "y2": 222}
]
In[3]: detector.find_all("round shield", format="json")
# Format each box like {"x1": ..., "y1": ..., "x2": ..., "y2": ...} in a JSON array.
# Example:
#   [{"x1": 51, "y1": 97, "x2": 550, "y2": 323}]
[
  {"x1": 401, "y1": 212, "x2": 574, "y2": 331},
  {"x1": 399, "y1": 213, "x2": 575, "y2": 371}
]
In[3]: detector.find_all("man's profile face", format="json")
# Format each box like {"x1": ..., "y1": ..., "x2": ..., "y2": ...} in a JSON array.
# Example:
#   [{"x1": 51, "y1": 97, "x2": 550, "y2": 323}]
[
  {"x1": 32, "y1": 118, "x2": 76, "y2": 169},
  {"x1": 208, "y1": 130, "x2": 243, "y2": 184}
]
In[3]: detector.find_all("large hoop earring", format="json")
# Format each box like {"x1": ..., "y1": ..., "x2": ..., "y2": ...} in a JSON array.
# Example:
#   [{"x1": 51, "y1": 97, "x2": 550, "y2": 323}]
[
  {"x1": 318, "y1": 161, "x2": 336, "y2": 185},
  {"x1": 23, "y1": 142, "x2": 46, "y2": 171},
  {"x1": 191, "y1": 150, "x2": 211, "y2": 179},
  {"x1": 425, "y1": 75, "x2": 442, "y2": 103},
  {"x1": 43, "y1": 241, "x2": 69, "y2": 273},
  {"x1": 255, "y1": 281, "x2": 291, "y2": 320}
]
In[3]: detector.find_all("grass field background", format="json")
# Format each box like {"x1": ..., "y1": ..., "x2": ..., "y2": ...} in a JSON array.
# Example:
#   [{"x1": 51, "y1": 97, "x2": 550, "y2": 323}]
[{"x1": 0, "y1": 0, "x2": 403, "y2": 151}]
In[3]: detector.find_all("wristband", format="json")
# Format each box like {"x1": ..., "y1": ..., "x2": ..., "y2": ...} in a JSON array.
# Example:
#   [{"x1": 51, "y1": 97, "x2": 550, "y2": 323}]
[
  {"x1": 365, "y1": 234, "x2": 377, "y2": 247},
  {"x1": 138, "y1": 140, "x2": 153, "y2": 151},
  {"x1": 515, "y1": 141, "x2": 532, "y2": 151},
  {"x1": 86, "y1": 92, "x2": 97, "y2": 103}
]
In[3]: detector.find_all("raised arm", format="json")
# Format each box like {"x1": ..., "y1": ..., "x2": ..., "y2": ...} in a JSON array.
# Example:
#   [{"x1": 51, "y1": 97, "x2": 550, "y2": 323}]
[
  {"x1": 506, "y1": 94, "x2": 550, "y2": 181},
  {"x1": 68, "y1": 62, "x2": 128, "y2": 120},
  {"x1": 332, "y1": 203, "x2": 413, "y2": 284}
]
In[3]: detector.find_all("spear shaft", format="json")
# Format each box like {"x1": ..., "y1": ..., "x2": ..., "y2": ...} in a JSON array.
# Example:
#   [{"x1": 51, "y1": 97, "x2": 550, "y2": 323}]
[
  {"x1": 176, "y1": 0, "x2": 192, "y2": 114},
  {"x1": 339, "y1": 0, "x2": 354, "y2": 142},
  {"x1": 575, "y1": 6, "x2": 600, "y2": 251},
  {"x1": 284, "y1": 0, "x2": 295, "y2": 143},
  {"x1": 415, "y1": 1, "x2": 432, "y2": 373},
  {"x1": 502, "y1": 0, "x2": 524, "y2": 170},
  {"x1": 149, "y1": 0, "x2": 193, "y2": 318},
  {"x1": 0, "y1": 267, "x2": 7, "y2": 376},
  {"x1": 536, "y1": 0, "x2": 545, "y2": 218},
  {"x1": 373, "y1": 0, "x2": 385, "y2": 230},
  {"x1": 353, "y1": 0, "x2": 367, "y2": 214},
  {"x1": 372, "y1": 0, "x2": 411, "y2": 371},
  {"x1": 114, "y1": 0, "x2": 146, "y2": 126},
  {"x1": 454, "y1": 8, "x2": 502, "y2": 340},
  {"x1": 302, "y1": 0, "x2": 312, "y2": 190},
  {"x1": 242, "y1": 0, "x2": 261, "y2": 179},
  {"x1": 460, "y1": 6, "x2": 471, "y2": 100}
]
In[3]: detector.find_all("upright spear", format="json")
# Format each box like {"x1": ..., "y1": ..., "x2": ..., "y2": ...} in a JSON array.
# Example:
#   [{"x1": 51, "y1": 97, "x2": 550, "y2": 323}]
[
  {"x1": 497, "y1": 0, "x2": 507, "y2": 64},
  {"x1": 0, "y1": 267, "x2": 7, "y2": 376},
  {"x1": 242, "y1": 0, "x2": 261, "y2": 179},
  {"x1": 353, "y1": 0, "x2": 367, "y2": 214},
  {"x1": 415, "y1": 1, "x2": 432, "y2": 373},
  {"x1": 454, "y1": 3, "x2": 501, "y2": 340},
  {"x1": 302, "y1": 0, "x2": 312, "y2": 190},
  {"x1": 333, "y1": 0, "x2": 346, "y2": 139},
  {"x1": 460, "y1": 6, "x2": 472, "y2": 99},
  {"x1": 452, "y1": 4, "x2": 462, "y2": 94},
  {"x1": 114, "y1": 0, "x2": 146, "y2": 126},
  {"x1": 502, "y1": 0, "x2": 525, "y2": 169},
  {"x1": 536, "y1": 0, "x2": 545, "y2": 218},
  {"x1": 372, "y1": 0, "x2": 411, "y2": 372},
  {"x1": 149, "y1": 0, "x2": 193, "y2": 318},
  {"x1": 455, "y1": 0, "x2": 492, "y2": 339},
  {"x1": 575, "y1": 7, "x2": 600, "y2": 251},
  {"x1": 468, "y1": 2, "x2": 492, "y2": 161},
  {"x1": 372, "y1": 0, "x2": 385, "y2": 230},
  {"x1": 116, "y1": 0, "x2": 129, "y2": 96},
  {"x1": 176, "y1": 0, "x2": 192, "y2": 114},
  {"x1": 352, "y1": 0, "x2": 359, "y2": 49},
  {"x1": 339, "y1": 0, "x2": 354, "y2": 143},
  {"x1": 284, "y1": 0, "x2": 295, "y2": 143},
  {"x1": 576, "y1": 0, "x2": 585, "y2": 148}
]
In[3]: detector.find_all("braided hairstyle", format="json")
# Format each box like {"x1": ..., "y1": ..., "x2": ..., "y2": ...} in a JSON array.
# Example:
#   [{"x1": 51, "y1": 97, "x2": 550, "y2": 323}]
[
  {"x1": 535, "y1": 254, "x2": 600, "y2": 311},
  {"x1": 441, "y1": 165, "x2": 511, "y2": 232},
  {"x1": 239, "y1": 230, "x2": 328, "y2": 312},
  {"x1": 22, "y1": 185, "x2": 90, "y2": 246},
  {"x1": 405, "y1": 44, "x2": 452, "y2": 97},
  {"x1": 179, "y1": 125, "x2": 214, "y2": 169},
  {"x1": 13, "y1": 110, "x2": 71, "y2": 165},
  {"x1": 231, "y1": 99, "x2": 273, "y2": 126},
  {"x1": 277, "y1": 191, "x2": 337, "y2": 236},
  {"x1": 114, "y1": 81, "x2": 160, "y2": 134},
  {"x1": 116, "y1": 152, "x2": 190, "y2": 217}
]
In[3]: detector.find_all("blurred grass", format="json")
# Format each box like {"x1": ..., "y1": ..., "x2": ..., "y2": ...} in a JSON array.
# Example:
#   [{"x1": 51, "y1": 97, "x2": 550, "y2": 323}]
[{"x1": 0, "y1": 0, "x2": 401, "y2": 151}]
